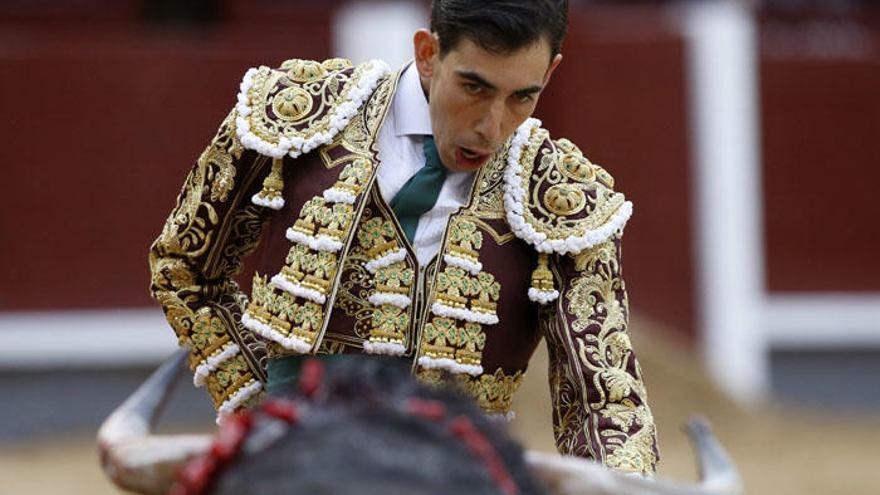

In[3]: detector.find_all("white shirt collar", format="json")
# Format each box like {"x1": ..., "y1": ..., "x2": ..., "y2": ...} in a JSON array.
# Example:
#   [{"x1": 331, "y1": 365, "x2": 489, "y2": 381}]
[{"x1": 392, "y1": 63, "x2": 432, "y2": 137}]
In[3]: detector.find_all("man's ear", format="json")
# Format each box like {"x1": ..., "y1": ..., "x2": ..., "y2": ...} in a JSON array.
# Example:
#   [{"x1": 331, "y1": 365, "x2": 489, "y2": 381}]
[
  {"x1": 543, "y1": 53, "x2": 563, "y2": 85},
  {"x1": 413, "y1": 29, "x2": 439, "y2": 78}
]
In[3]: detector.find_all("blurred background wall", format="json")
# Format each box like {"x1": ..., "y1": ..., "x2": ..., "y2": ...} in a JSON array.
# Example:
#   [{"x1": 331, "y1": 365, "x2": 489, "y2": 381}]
[{"x1": 0, "y1": 0, "x2": 878, "y2": 493}]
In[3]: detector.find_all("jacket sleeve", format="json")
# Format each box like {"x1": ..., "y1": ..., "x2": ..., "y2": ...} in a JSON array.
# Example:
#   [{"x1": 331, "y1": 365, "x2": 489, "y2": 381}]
[
  {"x1": 148, "y1": 108, "x2": 272, "y2": 416},
  {"x1": 541, "y1": 234, "x2": 659, "y2": 475}
]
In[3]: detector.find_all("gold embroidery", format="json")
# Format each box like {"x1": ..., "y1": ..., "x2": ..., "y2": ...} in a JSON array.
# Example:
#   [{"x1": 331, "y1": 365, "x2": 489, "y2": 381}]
[
  {"x1": 206, "y1": 354, "x2": 254, "y2": 408},
  {"x1": 332, "y1": 247, "x2": 374, "y2": 338},
  {"x1": 150, "y1": 109, "x2": 265, "y2": 411},
  {"x1": 464, "y1": 368, "x2": 524, "y2": 414},
  {"x1": 544, "y1": 235, "x2": 656, "y2": 474},
  {"x1": 244, "y1": 70, "x2": 400, "y2": 358},
  {"x1": 317, "y1": 338, "x2": 350, "y2": 354},
  {"x1": 516, "y1": 129, "x2": 627, "y2": 241},
  {"x1": 321, "y1": 58, "x2": 353, "y2": 71},
  {"x1": 254, "y1": 157, "x2": 285, "y2": 203},
  {"x1": 466, "y1": 150, "x2": 508, "y2": 219},
  {"x1": 244, "y1": 61, "x2": 366, "y2": 144},
  {"x1": 531, "y1": 253, "x2": 555, "y2": 293},
  {"x1": 422, "y1": 317, "x2": 458, "y2": 361},
  {"x1": 544, "y1": 183, "x2": 587, "y2": 216},
  {"x1": 272, "y1": 86, "x2": 313, "y2": 121},
  {"x1": 447, "y1": 218, "x2": 483, "y2": 265},
  {"x1": 417, "y1": 217, "x2": 500, "y2": 373},
  {"x1": 602, "y1": 404, "x2": 657, "y2": 474},
  {"x1": 370, "y1": 305, "x2": 410, "y2": 344},
  {"x1": 435, "y1": 267, "x2": 470, "y2": 308},
  {"x1": 352, "y1": 208, "x2": 415, "y2": 348},
  {"x1": 290, "y1": 197, "x2": 355, "y2": 241},
  {"x1": 281, "y1": 58, "x2": 329, "y2": 83},
  {"x1": 415, "y1": 367, "x2": 524, "y2": 415},
  {"x1": 454, "y1": 322, "x2": 486, "y2": 367}
]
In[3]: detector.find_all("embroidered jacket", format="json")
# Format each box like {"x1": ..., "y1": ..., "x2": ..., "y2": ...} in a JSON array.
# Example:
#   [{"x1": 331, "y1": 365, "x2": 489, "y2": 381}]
[{"x1": 149, "y1": 58, "x2": 658, "y2": 475}]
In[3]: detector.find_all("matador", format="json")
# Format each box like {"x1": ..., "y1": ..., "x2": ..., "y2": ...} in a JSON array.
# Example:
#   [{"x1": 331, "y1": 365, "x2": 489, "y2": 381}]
[{"x1": 149, "y1": 0, "x2": 658, "y2": 476}]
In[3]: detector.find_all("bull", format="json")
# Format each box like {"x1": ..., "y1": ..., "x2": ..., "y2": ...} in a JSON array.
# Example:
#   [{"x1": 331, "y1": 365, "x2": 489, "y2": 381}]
[{"x1": 98, "y1": 349, "x2": 741, "y2": 495}]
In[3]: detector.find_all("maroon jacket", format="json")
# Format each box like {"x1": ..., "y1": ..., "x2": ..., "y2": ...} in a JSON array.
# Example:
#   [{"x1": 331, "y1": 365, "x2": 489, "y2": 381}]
[{"x1": 150, "y1": 58, "x2": 658, "y2": 475}]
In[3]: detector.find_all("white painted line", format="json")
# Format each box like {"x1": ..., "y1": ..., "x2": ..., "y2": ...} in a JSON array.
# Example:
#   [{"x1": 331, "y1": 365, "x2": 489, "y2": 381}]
[
  {"x1": 766, "y1": 293, "x2": 880, "y2": 348},
  {"x1": 0, "y1": 309, "x2": 178, "y2": 369}
]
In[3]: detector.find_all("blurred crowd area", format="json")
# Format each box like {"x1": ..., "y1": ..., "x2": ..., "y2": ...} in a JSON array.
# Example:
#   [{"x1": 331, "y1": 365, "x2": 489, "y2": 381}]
[{"x1": 1, "y1": 0, "x2": 879, "y2": 493}]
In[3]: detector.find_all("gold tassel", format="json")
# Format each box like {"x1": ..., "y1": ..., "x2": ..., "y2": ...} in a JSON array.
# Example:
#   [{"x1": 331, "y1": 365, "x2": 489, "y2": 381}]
[
  {"x1": 531, "y1": 253, "x2": 554, "y2": 292},
  {"x1": 529, "y1": 253, "x2": 558, "y2": 304},
  {"x1": 252, "y1": 158, "x2": 286, "y2": 209}
]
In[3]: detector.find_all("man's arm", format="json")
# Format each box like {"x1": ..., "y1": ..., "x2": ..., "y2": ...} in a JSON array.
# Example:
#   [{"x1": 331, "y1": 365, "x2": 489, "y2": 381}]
[
  {"x1": 149, "y1": 108, "x2": 271, "y2": 416},
  {"x1": 541, "y1": 235, "x2": 659, "y2": 475}
]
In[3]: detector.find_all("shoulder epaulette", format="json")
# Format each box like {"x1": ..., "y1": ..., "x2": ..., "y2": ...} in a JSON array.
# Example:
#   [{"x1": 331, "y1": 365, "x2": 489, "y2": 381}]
[
  {"x1": 503, "y1": 118, "x2": 633, "y2": 257},
  {"x1": 234, "y1": 57, "x2": 391, "y2": 160}
]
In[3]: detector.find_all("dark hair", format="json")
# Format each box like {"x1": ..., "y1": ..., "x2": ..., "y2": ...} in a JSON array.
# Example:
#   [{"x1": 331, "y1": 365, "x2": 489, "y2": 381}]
[{"x1": 430, "y1": 0, "x2": 569, "y2": 58}]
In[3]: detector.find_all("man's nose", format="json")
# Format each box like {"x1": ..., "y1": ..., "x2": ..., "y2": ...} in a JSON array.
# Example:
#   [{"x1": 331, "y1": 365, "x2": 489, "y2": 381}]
[{"x1": 475, "y1": 100, "x2": 504, "y2": 146}]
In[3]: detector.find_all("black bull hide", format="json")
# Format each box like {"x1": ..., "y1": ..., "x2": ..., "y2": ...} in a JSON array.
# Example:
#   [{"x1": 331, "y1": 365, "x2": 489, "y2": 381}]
[{"x1": 98, "y1": 349, "x2": 742, "y2": 495}]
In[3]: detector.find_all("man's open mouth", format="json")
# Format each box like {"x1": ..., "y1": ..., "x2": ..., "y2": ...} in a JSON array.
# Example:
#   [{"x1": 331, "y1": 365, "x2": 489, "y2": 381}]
[{"x1": 456, "y1": 146, "x2": 491, "y2": 169}]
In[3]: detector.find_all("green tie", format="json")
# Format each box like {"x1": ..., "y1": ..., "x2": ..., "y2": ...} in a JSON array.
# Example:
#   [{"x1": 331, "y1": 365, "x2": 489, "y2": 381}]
[{"x1": 390, "y1": 136, "x2": 447, "y2": 243}]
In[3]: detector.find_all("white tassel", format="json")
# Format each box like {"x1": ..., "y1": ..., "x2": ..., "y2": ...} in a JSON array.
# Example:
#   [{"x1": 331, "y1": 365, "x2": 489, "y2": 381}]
[
  {"x1": 193, "y1": 343, "x2": 240, "y2": 387},
  {"x1": 363, "y1": 341, "x2": 406, "y2": 356},
  {"x1": 431, "y1": 302, "x2": 499, "y2": 325},
  {"x1": 241, "y1": 312, "x2": 312, "y2": 353},
  {"x1": 417, "y1": 356, "x2": 483, "y2": 376}
]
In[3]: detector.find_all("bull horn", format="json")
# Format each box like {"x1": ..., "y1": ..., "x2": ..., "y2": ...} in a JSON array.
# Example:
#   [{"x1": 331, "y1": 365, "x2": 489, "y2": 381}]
[
  {"x1": 97, "y1": 348, "x2": 212, "y2": 495},
  {"x1": 526, "y1": 417, "x2": 742, "y2": 495}
]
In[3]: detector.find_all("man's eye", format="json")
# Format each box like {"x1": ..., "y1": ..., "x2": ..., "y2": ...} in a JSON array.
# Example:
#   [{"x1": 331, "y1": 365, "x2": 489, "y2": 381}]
[
  {"x1": 464, "y1": 83, "x2": 483, "y2": 94},
  {"x1": 515, "y1": 93, "x2": 534, "y2": 104}
]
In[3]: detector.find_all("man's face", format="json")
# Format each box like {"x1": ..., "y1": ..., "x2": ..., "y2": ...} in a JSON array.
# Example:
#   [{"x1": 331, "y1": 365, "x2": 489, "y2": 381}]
[{"x1": 414, "y1": 32, "x2": 562, "y2": 172}]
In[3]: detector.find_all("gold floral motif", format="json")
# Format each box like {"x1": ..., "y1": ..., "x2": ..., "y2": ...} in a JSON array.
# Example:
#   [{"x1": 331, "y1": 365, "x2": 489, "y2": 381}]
[
  {"x1": 543, "y1": 235, "x2": 657, "y2": 475},
  {"x1": 334, "y1": 158, "x2": 372, "y2": 195},
  {"x1": 321, "y1": 58, "x2": 353, "y2": 71},
  {"x1": 357, "y1": 216, "x2": 397, "y2": 251},
  {"x1": 155, "y1": 113, "x2": 242, "y2": 258},
  {"x1": 466, "y1": 150, "x2": 508, "y2": 218},
  {"x1": 422, "y1": 317, "x2": 458, "y2": 360},
  {"x1": 544, "y1": 184, "x2": 587, "y2": 216},
  {"x1": 291, "y1": 197, "x2": 355, "y2": 240},
  {"x1": 447, "y1": 218, "x2": 483, "y2": 261},
  {"x1": 244, "y1": 61, "x2": 359, "y2": 142},
  {"x1": 333, "y1": 207, "x2": 378, "y2": 339},
  {"x1": 602, "y1": 404, "x2": 658, "y2": 474},
  {"x1": 274, "y1": 244, "x2": 339, "y2": 297},
  {"x1": 463, "y1": 368, "x2": 524, "y2": 414},
  {"x1": 190, "y1": 311, "x2": 229, "y2": 363},
  {"x1": 213, "y1": 202, "x2": 266, "y2": 280},
  {"x1": 516, "y1": 129, "x2": 626, "y2": 239},
  {"x1": 435, "y1": 267, "x2": 470, "y2": 307},
  {"x1": 470, "y1": 272, "x2": 500, "y2": 311},
  {"x1": 150, "y1": 109, "x2": 266, "y2": 412},
  {"x1": 363, "y1": 73, "x2": 396, "y2": 136},
  {"x1": 370, "y1": 305, "x2": 410, "y2": 344},
  {"x1": 206, "y1": 353, "x2": 254, "y2": 408},
  {"x1": 374, "y1": 263, "x2": 413, "y2": 294},
  {"x1": 454, "y1": 322, "x2": 486, "y2": 366},
  {"x1": 272, "y1": 87, "x2": 313, "y2": 121},
  {"x1": 558, "y1": 147, "x2": 597, "y2": 183},
  {"x1": 281, "y1": 58, "x2": 328, "y2": 83},
  {"x1": 414, "y1": 367, "x2": 524, "y2": 415}
]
